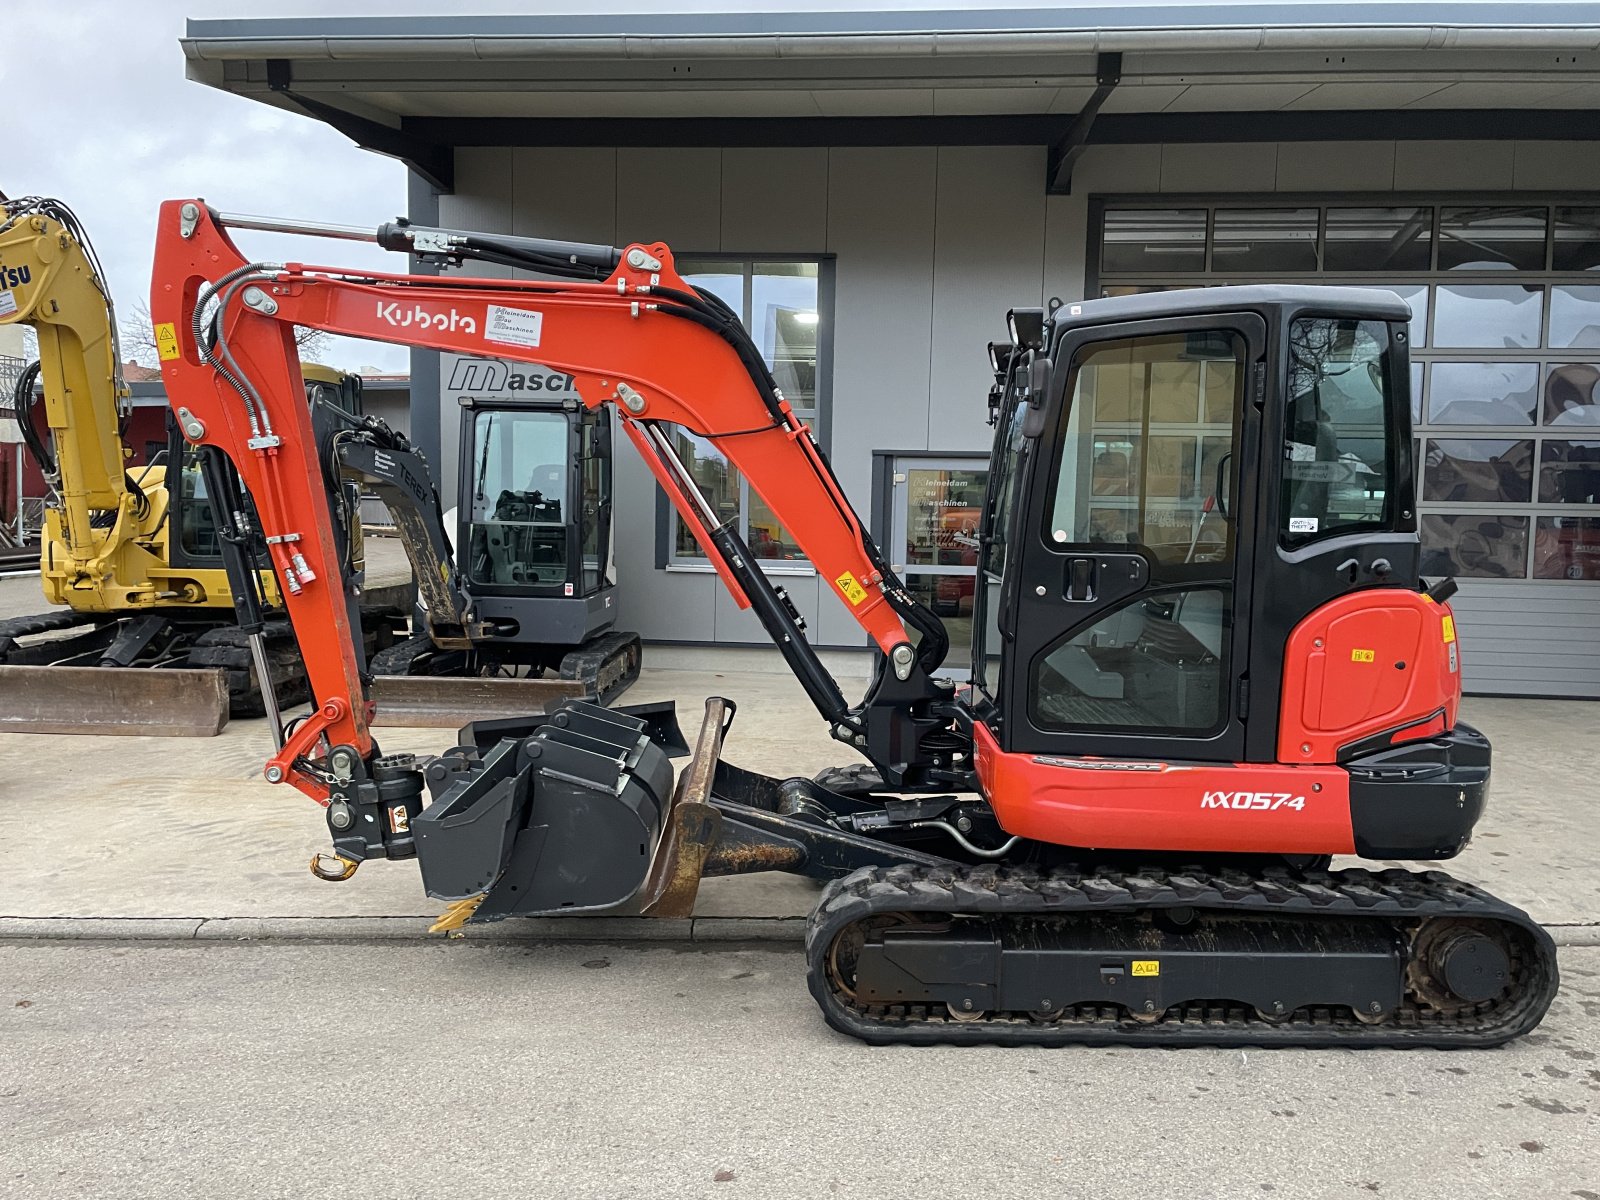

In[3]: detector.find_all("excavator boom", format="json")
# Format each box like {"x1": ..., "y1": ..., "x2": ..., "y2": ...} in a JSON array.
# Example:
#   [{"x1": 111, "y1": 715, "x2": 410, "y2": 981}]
[{"x1": 152, "y1": 200, "x2": 956, "y2": 795}]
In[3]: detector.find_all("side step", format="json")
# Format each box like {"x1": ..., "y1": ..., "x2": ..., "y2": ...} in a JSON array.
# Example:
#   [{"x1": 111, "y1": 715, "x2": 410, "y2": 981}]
[{"x1": 0, "y1": 664, "x2": 230, "y2": 736}]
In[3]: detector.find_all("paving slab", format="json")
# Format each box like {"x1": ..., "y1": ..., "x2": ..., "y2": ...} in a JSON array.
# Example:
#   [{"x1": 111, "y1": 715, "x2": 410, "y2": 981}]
[{"x1": 0, "y1": 654, "x2": 1596, "y2": 937}]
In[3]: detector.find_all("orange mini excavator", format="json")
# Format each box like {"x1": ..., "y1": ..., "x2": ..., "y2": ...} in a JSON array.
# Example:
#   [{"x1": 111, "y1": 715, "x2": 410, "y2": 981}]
[{"x1": 150, "y1": 199, "x2": 1556, "y2": 1047}]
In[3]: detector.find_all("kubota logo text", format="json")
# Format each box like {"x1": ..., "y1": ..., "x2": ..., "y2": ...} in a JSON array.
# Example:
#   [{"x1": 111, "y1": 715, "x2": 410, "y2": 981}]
[
  {"x1": 376, "y1": 301, "x2": 477, "y2": 334},
  {"x1": 1201, "y1": 791, "x2": 1306, "y2": 811}
]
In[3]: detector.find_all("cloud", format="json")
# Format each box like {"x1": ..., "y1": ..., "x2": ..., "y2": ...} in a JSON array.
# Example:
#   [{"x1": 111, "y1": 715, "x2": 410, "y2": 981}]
[{"x1": 10, "y1": 0, "x2": 1227, "y2": 371}]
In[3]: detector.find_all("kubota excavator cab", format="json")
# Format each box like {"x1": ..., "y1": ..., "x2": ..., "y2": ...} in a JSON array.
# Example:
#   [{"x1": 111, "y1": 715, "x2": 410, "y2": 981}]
[{"x1": 967, "y1": 286, "x2": 1480, "y2": 863}]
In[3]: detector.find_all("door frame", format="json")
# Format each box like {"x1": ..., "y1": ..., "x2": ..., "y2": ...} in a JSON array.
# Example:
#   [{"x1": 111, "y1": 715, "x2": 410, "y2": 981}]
[
  {"x1": 1000, "y1": 311, "x2": 1268, "y2": 763},
  {"x1": 872, "y1": 449, "x2": 990, "y2": 677}
]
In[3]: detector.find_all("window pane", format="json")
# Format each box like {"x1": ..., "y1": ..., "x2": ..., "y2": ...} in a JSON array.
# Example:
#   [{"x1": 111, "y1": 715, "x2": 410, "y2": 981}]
[
  {"x1": 1426, "y1": 362, "x2": 1538, "y2": 426},
  {"x1": 753, "y1": 262, "x2": 819, "y2": 409},
  {"x1": 904, "y1": 575, "x2": 976, "y2": 658},
  {"x1": 1387, "y1": 284, "x2": 1428, "y2": 347},
  {"x1": 1422, "y1": 439, "x2": 1534, "y2": 503},
  {"x1": 1284, "y1": 318, "x2": 1395, "y2": 543},
  {"x1": 905, "y1": 468, "x2": 985, "y2": 567},
  {"x1": 1051, "y1": 330, "x2": 1242, "y2": 570},
  {"x1": 1213, "y1": 208, "x2": 1318, "y2": 273},
  {"x1": 1411, "y1": 362, "x2": 1424, "y2": 425},
  {"x1": 1439, "y1": 206, "x2": 1548, "y2": 271},
  {"x1": 1538, "y1": 440, "x2": 1600, "y2": 503},
  {"x1": 1433, "y1": 284, "x2": 1543, "y2": 348},
  {"x1": 1535, "y1": 516, "x2": 1600, "y2": 580},
  {"x1": 1033, "y1": 587, "x2": 1229, "y2": 733},
  {"x1": 1553, "y1": 207, "x2": 1600, "y2": 272},
  {"x1": 1545, "y1": 364, "x2": 1600, "y2": 426},
  {"x1": 678, "y1": 260, "x2": 743, "y2": 314},
  {"x1": 745, "y1": 487, "x2": 805, "y2": 561},
  {"x1": 1549, "y1": 285, "x2": 1600, "y2": 350},
  {"x1": 672, "y1": 432, "x2": 738, "y2": 559},
  {"x1": 1421, "y1": 514, "x2": 1529, "y2": 578},
  {"x1": 464, "y1": 409, "x2": 570, "y2": 587},
  {"x1": 1101, "y1": 209, "x2": 1206, "y2": 274},
  {"x1": 1325, "y1": 207, "x2": 1432, "y2": 272}
]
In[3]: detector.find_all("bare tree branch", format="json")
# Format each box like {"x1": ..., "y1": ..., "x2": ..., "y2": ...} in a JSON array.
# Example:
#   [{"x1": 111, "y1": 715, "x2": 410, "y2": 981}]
[{"x1": 120, "y1": 298, "x2": 332, "y2": 367}]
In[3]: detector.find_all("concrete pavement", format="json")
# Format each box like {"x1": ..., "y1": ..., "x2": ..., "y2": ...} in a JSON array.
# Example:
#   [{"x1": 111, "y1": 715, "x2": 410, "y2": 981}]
[
  {"x1": 0, "y1": 661, "x2": 1597, "y2": 941},
  {"x1": 2, "y1": 939, "x2": 1597, "y2": 1200}
]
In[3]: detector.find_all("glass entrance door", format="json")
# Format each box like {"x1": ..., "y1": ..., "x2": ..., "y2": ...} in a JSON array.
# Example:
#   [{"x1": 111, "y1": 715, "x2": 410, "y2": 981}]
[{"x1": 889, "y1": 456, "x2": 990, "y2": 677}]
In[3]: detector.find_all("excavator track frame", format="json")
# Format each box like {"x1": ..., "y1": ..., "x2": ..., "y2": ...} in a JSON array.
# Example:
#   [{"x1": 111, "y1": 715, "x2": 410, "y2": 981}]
[{"x1": 805, "y1": 863, "x2": 1558, "y2": 1048}]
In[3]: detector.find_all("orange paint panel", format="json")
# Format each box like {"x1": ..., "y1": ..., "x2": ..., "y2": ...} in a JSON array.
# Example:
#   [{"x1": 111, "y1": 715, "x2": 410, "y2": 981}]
[
  {"x1": 1278, "y1": 591, "x2": 1462, "y2": 764},
  {"x1": 975, "y1": 723, "x2": 1355, "y2": 856}
]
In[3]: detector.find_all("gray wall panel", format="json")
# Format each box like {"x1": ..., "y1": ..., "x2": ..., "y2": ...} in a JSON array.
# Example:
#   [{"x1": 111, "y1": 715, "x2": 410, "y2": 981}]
[
  {"x1": 815, "y1": 145, "x2": 939, "y2": 648},
  {"x1": 616, "y1": 147, "x2": 722, "y2": 248},
  {"x1": 511, "y1": 148, "x2": 618, "y2": 244},
  {"x1": 720, "y1": 147, "x2": 830, "y2": 252},
  {"x1": 1160, "y1": 143, "x2": 1277, "y2": 192},
  {"x1": 1274, "y1": 141, "x2": 1398, "y2": 191},
  {"x1": 1393, "y1": 141, "x2": 1516, "y2": 190},
  {"x1": 927, "y1": 145, "x2": 1046, "y2": 458}
]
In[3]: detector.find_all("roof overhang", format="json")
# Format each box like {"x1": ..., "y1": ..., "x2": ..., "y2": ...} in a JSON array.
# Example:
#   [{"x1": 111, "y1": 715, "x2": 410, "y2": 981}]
[{"x1": 182, "y1": 5, "x2": 1600, "y2": 194}]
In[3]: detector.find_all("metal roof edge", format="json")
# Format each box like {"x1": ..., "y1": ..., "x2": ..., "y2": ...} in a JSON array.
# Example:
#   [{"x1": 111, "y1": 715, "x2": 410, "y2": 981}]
[{"x1": 181, "y1": 6, "x2": 1600, "y2": 61}]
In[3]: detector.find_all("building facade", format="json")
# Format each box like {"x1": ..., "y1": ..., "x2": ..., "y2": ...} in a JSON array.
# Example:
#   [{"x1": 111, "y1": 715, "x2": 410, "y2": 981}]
[{"x1": 183, "y1": 4, "x2": 1600, "y2": 696}]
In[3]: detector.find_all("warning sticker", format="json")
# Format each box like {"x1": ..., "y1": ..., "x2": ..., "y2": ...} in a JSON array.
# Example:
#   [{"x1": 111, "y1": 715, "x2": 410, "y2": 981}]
[
  {"x1": 1131, "y1": 960, "x2": 1160, "y2": 977},
  {"x1": 1441, "y1": 615, "x2": 1457, "y2": 644},
  {"x1": 0, "y1": 290, "x2": 16, "y2": 318},
  {"x1": 1289, "y1": 517, "x2": 1319, "y2": 533},
  {"x1": 154, "y1": 322, "x2": 181, "y2": 361},
  {"x1": 1351, "y1": 648, "x2": 1376, "y2": 663},
  {"x1": 835, "y1": 571, "x2": 868, "y2": 606},
  {"x1": 484, "y1": 304, "x2": 544, "y2": 348}
]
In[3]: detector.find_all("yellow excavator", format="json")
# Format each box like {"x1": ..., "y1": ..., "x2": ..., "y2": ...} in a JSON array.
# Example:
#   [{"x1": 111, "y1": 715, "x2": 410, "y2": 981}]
[{"x1": 0, "y1": 193, "x2": 396, "y2": 734}]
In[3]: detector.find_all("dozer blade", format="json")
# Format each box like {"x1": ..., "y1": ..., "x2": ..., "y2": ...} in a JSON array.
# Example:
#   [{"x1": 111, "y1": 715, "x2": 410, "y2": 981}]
[
  {"x1": 369, "y1": 674, "x2": 590, "y2": 727},
  {"x1": 0, "y1": 664, "x2": 230, "y2": 736}
]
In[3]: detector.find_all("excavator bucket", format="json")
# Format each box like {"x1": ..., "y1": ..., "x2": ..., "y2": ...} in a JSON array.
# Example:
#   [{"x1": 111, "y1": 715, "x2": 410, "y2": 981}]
[
  {"x1": 409, "y1": 696, "x2": 930, "y2": 927},
  {"x1": 0, "y1": 664, "x2": 231, "y2": 736}
]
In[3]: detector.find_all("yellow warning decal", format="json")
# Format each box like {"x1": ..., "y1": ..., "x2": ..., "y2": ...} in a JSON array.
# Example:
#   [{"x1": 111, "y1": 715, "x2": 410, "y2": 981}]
[
  {"x1": 1131, "y1": 960, "x2": 1159, "y2": 977},
  {"x1": 1441, "y1": 615, "x2": 1456, "y2": 644},
  {"x1": 836, "y1": 571, "x2": 868, "y2": 607},
  {"x1": 1350, "y1": 648, "x2": 1376, "y2": 663},
  {"x1": 154, "y1": 322, "x2": 181, "y2": 361}
]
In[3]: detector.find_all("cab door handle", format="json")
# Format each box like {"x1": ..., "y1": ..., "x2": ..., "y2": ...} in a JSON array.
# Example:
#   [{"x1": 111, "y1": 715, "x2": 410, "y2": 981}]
[{"x1": 1066, "y1": 557, "x2": 1096, "y2": 601}]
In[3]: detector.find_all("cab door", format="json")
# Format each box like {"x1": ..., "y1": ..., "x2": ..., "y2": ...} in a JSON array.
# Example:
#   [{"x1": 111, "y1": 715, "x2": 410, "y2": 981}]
[{"x1": 999, "y1": 313, "x2": 1266, "y2": 763}]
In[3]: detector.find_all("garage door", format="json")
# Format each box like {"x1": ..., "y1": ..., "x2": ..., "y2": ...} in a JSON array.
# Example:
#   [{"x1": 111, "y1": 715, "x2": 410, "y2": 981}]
[{"x1": 1093, "y1": 200, "x2": 1600, "y2": 697}]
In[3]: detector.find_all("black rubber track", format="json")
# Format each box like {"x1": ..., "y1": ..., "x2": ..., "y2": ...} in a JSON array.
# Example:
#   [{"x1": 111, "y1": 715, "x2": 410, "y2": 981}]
[
  {"x1": 805, "y1": 863, "x2": 1559, "y2": 1049},
  {"x1": 370, "y1": 628, "x2": 641, "y2": 707}
]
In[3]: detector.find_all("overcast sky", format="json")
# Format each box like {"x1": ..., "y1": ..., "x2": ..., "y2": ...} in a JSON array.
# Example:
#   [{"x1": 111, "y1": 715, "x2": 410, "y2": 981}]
[{"x1": 6, "y1": 0, "x2": 1248, "y2": 373}]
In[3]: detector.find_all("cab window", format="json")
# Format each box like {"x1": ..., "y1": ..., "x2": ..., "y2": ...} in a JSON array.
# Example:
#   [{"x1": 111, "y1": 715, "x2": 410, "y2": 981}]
[{"x1": 1282, "y1": 318, "x2": 1396, "y2": 545}]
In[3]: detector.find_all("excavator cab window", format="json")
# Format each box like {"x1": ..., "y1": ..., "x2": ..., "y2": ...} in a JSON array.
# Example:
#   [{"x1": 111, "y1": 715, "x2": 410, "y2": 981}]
[
  {"x1": 464, "y1": 408, "x2": 571, "y2": 590},
  {"x1": 1281, "y1": 316, "x2": 1396, "y2": 546}
]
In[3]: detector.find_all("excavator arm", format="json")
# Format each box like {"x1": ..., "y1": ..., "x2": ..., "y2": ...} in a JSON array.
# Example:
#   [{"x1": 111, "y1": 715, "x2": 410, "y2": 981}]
[
  {"x1": 152, "y1": 200, "x2": 960, "y2": 800},
  {"x1": 0, "y1": 197, "x2": 142, "y2": 592}
]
